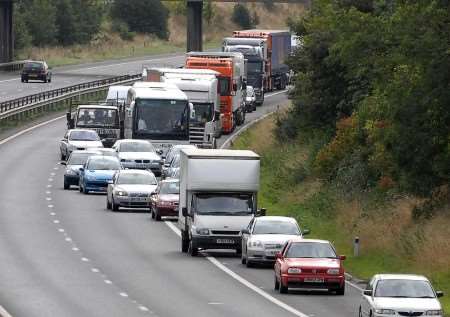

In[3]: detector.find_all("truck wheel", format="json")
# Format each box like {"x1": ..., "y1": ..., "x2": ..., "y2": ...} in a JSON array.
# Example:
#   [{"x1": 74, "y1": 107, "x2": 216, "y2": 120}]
[
  {"x1": 181, "y1": 231, "x2": 189, "y2": 253},
  {"x1": 64, "y1": 181, "x2": 70, "y2": 190},
  {"x1": 189, "y1": 240, "x2": 198, "y2": 257}
]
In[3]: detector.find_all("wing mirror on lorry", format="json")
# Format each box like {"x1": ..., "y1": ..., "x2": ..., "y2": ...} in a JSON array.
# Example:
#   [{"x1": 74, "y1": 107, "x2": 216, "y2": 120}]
[
  {"x1": 232, "y1": 83, "x2": 238, "y2": 92},
  {"x1": 275, "y1": 252, "x2": 283, "y2": 260},
  {"x1": 189, "y1": 103, "x2": 196, "y2": 120},
  {"x1": 241, "y1": 228, "x2": 250, "y2": 235},
  {"x1": 257, "y1": 208, "x2": 266, "y2": 217},
  {"x1": 182, "y1": 207, "x2": 188, "y2": 217},
  {"x1": 214, "y1": 111, "x2": 221, "y2": 122},
  {"x1": 66, "y1": 112, "x2": 74, "y2": 129}
]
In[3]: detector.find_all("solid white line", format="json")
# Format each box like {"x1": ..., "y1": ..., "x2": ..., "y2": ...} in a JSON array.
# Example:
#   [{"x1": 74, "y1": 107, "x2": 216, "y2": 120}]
[
  {"x1": 0, "y1": 305, "x2": 13, "y2": 317},
  {"x1": 0, "y1": 78, "x2": 17, "y2": 84},
  {"x1": 0, "y1": 115, "x2": 65, "y2": 146},
  {"x1": 164, "y1": 221, "x2": 309, "y2": 317},
  {"x1": 68, "y1": 55, "x2": 183, "y2": 73},
  {"x1": 265, "y1": 90, "x2": 288, "y2": 98},
  {"x1": 346, "y1": 279, "x2": 364, "y2": 292}
]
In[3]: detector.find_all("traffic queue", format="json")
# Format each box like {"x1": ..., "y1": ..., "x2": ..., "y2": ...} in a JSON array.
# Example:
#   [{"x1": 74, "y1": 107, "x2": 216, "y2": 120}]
[{"x1": 58, "y1": 29, "x2": 445, "y2": 317}]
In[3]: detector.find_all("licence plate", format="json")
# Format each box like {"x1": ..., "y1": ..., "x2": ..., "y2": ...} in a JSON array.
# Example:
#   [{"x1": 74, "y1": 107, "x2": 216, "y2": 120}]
[
  {"x1": 131, "y1": 197, "x2": 146, "y2": 202},
  {"x1": 216, "y1": 239, "x2": 234, "y2": 244},
  {"x1": 304, "y1": 277, "x2": 324, "y2": 283}
]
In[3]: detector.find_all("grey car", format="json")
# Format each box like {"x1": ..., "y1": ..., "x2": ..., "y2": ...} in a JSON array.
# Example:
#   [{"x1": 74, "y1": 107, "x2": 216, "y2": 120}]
[
  {"x1": 106, "y1": 169, "x2": 158, "y2": 211},
  {"x1": 62, "y1": 150, "x2": 101, "y2": 189},
  {"x1": 60, "y1": 129, "x2": 103, "y2": 161},
  {"x1": 241, "y1": 216, "x2": 309, "y2": 267}
]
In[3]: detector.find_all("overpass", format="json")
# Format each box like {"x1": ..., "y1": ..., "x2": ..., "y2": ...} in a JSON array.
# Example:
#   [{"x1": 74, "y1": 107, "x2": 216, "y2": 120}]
[{"x1": 0, "y1": 0, "x2": 308, "y2": 62}]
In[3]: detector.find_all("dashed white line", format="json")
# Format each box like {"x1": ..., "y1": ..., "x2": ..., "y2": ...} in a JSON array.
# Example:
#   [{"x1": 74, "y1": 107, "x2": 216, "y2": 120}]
[
  {"x1": 72, "y1": 247, "x2": 79, "y2": 251},
  {"x1": 81, "y1": 257, "x2": 90, "y2": 262},
  {"x1": 119, "y1": 292, "x2": 129, "y2": 298},
  {"x1": 58, "y1": 228, "x2": 65, "y2": 233},
  {"x1": 104, "y1": 279, "x2": 113, "y2": 285}
]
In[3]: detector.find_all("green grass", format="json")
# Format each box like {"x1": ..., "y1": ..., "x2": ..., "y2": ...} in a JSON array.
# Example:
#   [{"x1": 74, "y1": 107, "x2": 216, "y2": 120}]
[
  {"x1": 17, "y1": 37, "x2": 221, "y2": 68},
  {"x1": 232, "y1": 114, "x2": 450, "y2": 315}
]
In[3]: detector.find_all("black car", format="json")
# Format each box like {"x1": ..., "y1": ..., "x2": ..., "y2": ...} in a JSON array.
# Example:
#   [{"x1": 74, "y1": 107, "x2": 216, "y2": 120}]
[{"x1": 21, "y1": 61, "x2": 52, "y2": 83}]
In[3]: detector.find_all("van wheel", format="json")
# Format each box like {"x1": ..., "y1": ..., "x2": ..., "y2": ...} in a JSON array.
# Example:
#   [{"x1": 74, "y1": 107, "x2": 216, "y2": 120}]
[
  {"x1": 155, "y1": 210, "x2": 161, "y2": 221},
  {"x1": 181, "y1": 231, "x2": 189, "y2": 253},
  {"x1": 189, "y1": 240, "x2": 198, "y2": 257},
  {"x1": 279, "y1": 280, "x2": 288, "y2": 294},
  {"x1": 106, "y1": 198, "x2": 112, "y2": 210},
  {"x1": 112, "y1": 199, "x2": 119, "y2": 211},
  {"x1": 274, "y1": 275, "x2": 280, "y2": 290}
]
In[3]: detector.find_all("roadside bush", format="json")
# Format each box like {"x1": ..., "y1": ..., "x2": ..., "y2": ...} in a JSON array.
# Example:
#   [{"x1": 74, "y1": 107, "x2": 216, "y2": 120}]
[
  {"x1": 112, "y1": 21, "x2": 136, "y2": 41},
  {"x1": 232, "y1": 4, "x2": 255, "y2": 29}
]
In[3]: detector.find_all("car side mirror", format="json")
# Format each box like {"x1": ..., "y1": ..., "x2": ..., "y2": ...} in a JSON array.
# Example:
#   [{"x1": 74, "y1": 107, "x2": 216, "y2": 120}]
[
  {"x1": 339, "y1": 255, "x2": 346, "y2": 261},
  {"x1": 79, "y1": 167, "x2": 84, "y2": 172},
  {"x1": 302, "y1": 229, "x2": 310, "y2": 235},
  {"x1": 150, "y1": 192, "x2": 157, "y2": 196},
  {"x1": 436, "y1": 291, "x2": 444, "y2": 298},
  {"x1": 241, "y1": 228, "x2": 250, "y2": 235},
  {"x1": 257, "y1": 208, "x2": 266, "y2": 216},
  {"x1": 164, "y1": 163, "x2": 170, "y2": 168},
  {"x1": 107, "y1": 180, "x2": 113, "y2": 184},
  {"x1": 363, "y1": 290, "x2": 373, "y2": 296},
  {"x1": 275, "y1": 252, "x2": 283, "y2": 260},
  {"x1": 60, "y1": 161, "x2": 66, "y2": 165},
  {"x1": 182, "y1": 207, "x2": 188, "y2": 217},
  {"x1": 156, "y1": 149, "x2": 163, "y2": 155}
]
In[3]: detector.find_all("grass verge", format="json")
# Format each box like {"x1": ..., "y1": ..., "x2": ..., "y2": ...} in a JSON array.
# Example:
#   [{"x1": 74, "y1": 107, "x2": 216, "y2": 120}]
[{"x1": 232, "y1": 112, "x2": 450, "y2": 315}]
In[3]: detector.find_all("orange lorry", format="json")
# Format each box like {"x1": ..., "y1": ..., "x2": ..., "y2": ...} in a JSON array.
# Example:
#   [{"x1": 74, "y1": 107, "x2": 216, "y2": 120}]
[{"x1": 185, "y1": 52, "x2": 246, "y2": 134}]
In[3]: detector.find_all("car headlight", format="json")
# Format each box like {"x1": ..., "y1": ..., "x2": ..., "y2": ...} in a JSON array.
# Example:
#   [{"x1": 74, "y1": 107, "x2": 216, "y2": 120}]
[
  {"x1": 157, "y1": 200, "x2": 173, "y2": 207},
  {"x1": 248, "y1": 240, "x2": 263, "y2": 248},
  {"x1": 196, "y1": 228, "x2": 209, "y2": 235},
  {"x1": 287, "y1": 267, "x2": 302, "y2": 274},
  {"x1": 327, "y1": 268, "x2": 340, "y2": 275},
  {"x1": 375, "y1": 309, "x2": 395, "y2": 315},
  {"x1": 115, "y1": 190, "x2": 128, "y2": 196},
  {"x1": 66, "y1": 169, "x2": 76, "y2": 175},
  {"x1": 426, "y1": 310, "x2": 443, "y2": 316}
]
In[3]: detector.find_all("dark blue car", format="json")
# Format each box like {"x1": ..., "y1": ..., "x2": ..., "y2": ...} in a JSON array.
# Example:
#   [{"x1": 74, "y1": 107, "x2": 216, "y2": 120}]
[{"x1": 79, "y1": 155, "x2": 121, "y2": 194}]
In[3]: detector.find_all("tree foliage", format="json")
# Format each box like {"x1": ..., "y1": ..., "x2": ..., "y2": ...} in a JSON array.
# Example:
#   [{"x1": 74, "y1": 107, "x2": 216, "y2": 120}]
[
  {"x1": 232, "y1": 4, "x2": 258, "y2": 29},
  {"x1": 285, "y1": 0, "x2": 450, "y2": 197},
  {"x1": 111, "y1": 0, "x2": 169, "y2": 40}
]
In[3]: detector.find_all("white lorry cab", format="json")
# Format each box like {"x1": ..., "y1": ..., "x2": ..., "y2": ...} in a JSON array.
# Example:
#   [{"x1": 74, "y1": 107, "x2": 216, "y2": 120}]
[
  {"x1": 178, "y1": 148, "x2": 263, "y2": 256},
  {"x1": 125, "y1": 82, "x2": 194, "y2": 157},
  {"x1": 144, "y1": 68, "x2": 222, "y2": 147},
  {"x1": 106, "y1": 85, "x2": 130, "y2": 105}
]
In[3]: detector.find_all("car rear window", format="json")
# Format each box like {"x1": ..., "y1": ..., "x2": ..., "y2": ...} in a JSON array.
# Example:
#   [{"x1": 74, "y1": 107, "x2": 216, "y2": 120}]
[{"x1": 24, "y1": 62, "x2": 43, "y2": 70}]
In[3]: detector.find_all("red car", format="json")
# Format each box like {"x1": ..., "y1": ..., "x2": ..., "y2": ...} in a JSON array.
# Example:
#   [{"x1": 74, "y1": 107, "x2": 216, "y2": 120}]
[
  {"x1": 150, "y1": 179, "x2": 179, "y2": 221},
  {"x1": 274, "y1": 239, "x2": 346, "y2": 295}
]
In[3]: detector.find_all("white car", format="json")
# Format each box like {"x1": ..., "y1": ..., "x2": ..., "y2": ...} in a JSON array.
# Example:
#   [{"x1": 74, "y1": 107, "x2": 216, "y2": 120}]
[
  {"x1": 241, "y1": 216, "x2": 309, "y2": 267},
  {"x1": 359, "y1": 274, "x2": 444, "y2": 317},
  {"x1": 60, "y1": 129, "x2": 103, "y2": 161},
  {"x1": 245, "y1": 85, "x2": 256, "y2": 112},
  {"x1": 106, "y1": 169, "x2": 158, "y2": 211},
  {"x1": 112, "y1": 139, "x2": 163, "y2": 176}
]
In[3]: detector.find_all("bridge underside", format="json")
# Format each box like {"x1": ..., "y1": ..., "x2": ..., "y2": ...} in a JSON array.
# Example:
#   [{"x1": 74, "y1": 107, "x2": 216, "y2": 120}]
[{"x1": 0, "y1": 0, "x2": 13, "y2": 63}]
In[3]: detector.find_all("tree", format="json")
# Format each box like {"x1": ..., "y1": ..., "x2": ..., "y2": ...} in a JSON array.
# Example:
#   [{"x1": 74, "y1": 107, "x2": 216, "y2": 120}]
[
  {"x1": 111, "y1": 0, "x2": 169, "y2": 40},
  {"x1": 13, "y1": 2, "x2": 32, "y2": 50},
  {"x1": 55, "y1": 0, "x2": 77, "y2": 45},
  {"x1": 26, "y1": 0, "x2": 57, "y2": 46},
  {"x1": 232, "y1": 4, "x2": 253, "y2": 29}
]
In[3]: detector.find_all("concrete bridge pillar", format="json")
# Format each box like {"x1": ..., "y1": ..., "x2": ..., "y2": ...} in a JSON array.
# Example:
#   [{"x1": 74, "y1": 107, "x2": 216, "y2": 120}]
[
  {"x1": 187, "y1": 0, "x2": 203, "y2": 53},
  {"x1": 0, "y1": 0, "x2": 13, "y2": 62}
]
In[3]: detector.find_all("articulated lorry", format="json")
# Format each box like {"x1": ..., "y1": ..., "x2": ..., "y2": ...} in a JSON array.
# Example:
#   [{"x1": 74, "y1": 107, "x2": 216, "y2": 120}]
[
  {"x1": 231, "y1": 29, "x2": 291, "y2": 96},
  {"x1": 143, "y1": 68, "x2": 222, "y2": 147},
  {"x1": 185, "y1": 52, "x2": 247, "y2": 134},
  {"x1": 124, "y1": 81, "x2": 195, "y2": 157},
  {"x1": 178, "y1": 148, "x2": 262, "y2": 256}
]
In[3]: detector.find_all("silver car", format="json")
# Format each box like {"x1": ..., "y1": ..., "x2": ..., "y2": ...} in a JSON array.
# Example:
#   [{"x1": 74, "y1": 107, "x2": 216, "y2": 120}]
[
  {"x1": 113, "y1": 139, "x2": 163, "y2": 176},
  {"x1": 60, "y1": 129, "x2": 103, "y2": 161},
  {"x1": 241, "y1": 216, "x2": 309, "y2": 267},
  {"x1": 106, "y1": 169, "x2": 158, "y2": 211},
  {"x1": 359, "y1": 274, "x2": 444, "y2": 317},
  {"x1": 163, "y1": 153, "x2": 181, "y2": 179}
]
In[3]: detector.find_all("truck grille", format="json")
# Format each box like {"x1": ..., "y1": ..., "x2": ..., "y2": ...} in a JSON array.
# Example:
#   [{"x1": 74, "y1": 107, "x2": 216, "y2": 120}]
[
  {"x1": 398, "y1": 313, "x2": 423, "y2": 317},
  {"x1": 211, "y1": 230, "x2": 241, "y2": 235},
  {"x1": 189, "y1": 126, "x2": 205, "y2": 145}
]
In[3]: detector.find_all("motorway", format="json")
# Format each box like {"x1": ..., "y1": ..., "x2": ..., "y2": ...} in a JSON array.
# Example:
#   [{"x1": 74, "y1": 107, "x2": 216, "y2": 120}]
[{"x1": 0, "y1": 55, "x2": 362, "y2": 317}]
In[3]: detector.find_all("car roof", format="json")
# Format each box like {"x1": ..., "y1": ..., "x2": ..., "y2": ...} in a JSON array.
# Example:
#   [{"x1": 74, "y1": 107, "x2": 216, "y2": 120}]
[
  {"x1": 288, "y1": 238, "x2": 331, "y2": 244},
  {"x1": 115, "y1": 139, "x2": 151, "y2": 145},
  {"x1": 255, "y1": 216, "x2": 298, "y2": 223},
  {"x1": 68, "y1": 129, "x2": 98, "y2": 133},
  {"x1": 78, "y1": 105, "x2": 117, "y2": 110},
  {"x1": 95, "y1": 148, "x2": 116, "y2": 152},
  {"x1": 87, "y1": 155, "x2": 119, "y2": 162},
  {"x1": 117, "y1": 169, "x2": 154, "y2": 176},
  {"x1": 374, "y1": 274, "x2": 429, "y2": 281},
  {"x1": 161, "y1": 178, "x2": 179, "y2": 184},
  {"x1": 70, "y1": 150, "x2": 101, "y2": 155}
]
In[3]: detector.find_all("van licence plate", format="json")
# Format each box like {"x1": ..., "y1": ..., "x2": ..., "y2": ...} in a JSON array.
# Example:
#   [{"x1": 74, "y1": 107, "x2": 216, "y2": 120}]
[
  {"x1": 216, "y1": 239, "x2": 234, "y2": 244},
  {"x1": 304, "y1": 277, "x2": 324, "y2": 283}
]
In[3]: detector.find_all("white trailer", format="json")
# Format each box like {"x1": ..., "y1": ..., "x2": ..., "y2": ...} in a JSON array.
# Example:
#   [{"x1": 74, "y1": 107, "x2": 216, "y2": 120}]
[{"x1": 178, "y1": 148, "x2": 262, "y2": 256}]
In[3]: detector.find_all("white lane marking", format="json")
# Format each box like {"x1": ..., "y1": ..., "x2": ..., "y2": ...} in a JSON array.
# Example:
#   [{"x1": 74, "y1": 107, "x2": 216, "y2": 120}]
[
  {"x1": 67, "y1": 55, "x2": 182, "y2": 73},
  {"x1": 46, "y1": 197, "x2": 52, "y2": 201},
  {"x1": 81, "y1": 257, "x2": 90, "y2": 262},
  {"x1": 119, "y1": 292, "x2": 129, "y2": 298},
  {"x1": 53, "y1": 220, "x2": 60, "y2": 224},
  {"x1": 346, "y1": 280, "x2": 363, "y2": 292},
  {"x1": 0, "y1": 115, "x2": 65, "y2": 146},
  {"x1": 72, "y1": 247, "x2": 79, "y2": 251},
  {"x1": 58, "y1": 228, "x2": 65, "y2": 233},
  {"x1": 48, "y1": 205, "x2": 54, "y2": 208},
  {"x1": 65, "y1": 237, "x2": 72, "y2": 242},
  {"x1": 0, "y1": 78, "x2": 17, "y2": 83},
  {"x1": 139, "y1": 306, "x2": 149, "y2": 312},
  {"x1": 91, "y1": 268, "x2": 100, "y2": 273},
  {"x1": 46, "y1": 191, "x2": 51, "y2": 194},
  {"x1": 104, "y1": 279, "x2": 113, "y2": 285},
  {"x1": 265, "y1": 90, "x2": 288, "y2": 98},
  {"x1": 164, "y1": 221, "x2": 309, "y2": 317},
  {"x1": 0, "y1": 305, "x2": 13, "y2": 317},
  {"x1": 208, "y1": 302, "x2": 224, "y2": 305},
  {"x1": 48, "y1": 178, "x2": 53, "y2": 182},
  {"x1": 47, "y1": 184, "x2": 52, "y2": 188}
]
